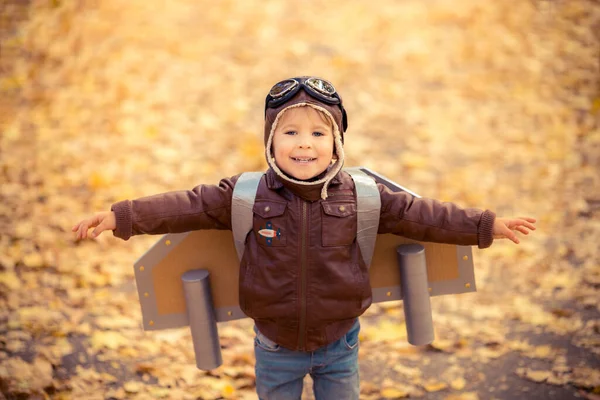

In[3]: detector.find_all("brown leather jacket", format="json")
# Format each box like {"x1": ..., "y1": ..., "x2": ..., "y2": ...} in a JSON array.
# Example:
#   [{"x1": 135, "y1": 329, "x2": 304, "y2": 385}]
[{"x1": 111, "y1": 168, "x2": 495, "y2": 351}]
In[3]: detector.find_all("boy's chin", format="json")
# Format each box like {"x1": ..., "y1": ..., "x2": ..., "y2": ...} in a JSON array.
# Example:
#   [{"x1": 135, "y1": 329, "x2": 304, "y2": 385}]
[{"x1": 282, "y1": 167, "x2": 328, "y2": 182}]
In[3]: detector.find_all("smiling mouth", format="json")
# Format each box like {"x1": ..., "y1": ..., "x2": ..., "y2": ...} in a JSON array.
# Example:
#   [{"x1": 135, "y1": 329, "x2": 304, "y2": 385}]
[{"x1": 291, "y1": 157, "x2": 316, "y2": 163}]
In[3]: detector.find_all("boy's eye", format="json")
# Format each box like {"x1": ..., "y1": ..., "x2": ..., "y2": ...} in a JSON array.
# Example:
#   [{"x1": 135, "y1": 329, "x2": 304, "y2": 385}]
[
  {"x1": 313, "y1": 131, "x2": 324, "y2": 137},
  {"x1": 284, "y1": 131, "x2": 296, "y2": 136}
]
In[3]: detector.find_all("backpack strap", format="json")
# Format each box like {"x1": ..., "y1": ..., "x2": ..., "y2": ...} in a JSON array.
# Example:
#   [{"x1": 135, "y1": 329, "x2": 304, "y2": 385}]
[
  {"x1": 345, "y1": 168, "x2": 381, "y2": 268},
  {"x1": 231, "y1": 169, "x2": 381, "y2": 268},
  {"x1": 232, "y1": 172, "x2": 264, "y2": 262}
]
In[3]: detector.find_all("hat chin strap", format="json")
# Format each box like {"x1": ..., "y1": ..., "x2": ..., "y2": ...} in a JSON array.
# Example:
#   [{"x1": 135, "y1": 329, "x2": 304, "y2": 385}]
[{"x1": 265, "y1": 103, "x2": 345, "y2": 200}]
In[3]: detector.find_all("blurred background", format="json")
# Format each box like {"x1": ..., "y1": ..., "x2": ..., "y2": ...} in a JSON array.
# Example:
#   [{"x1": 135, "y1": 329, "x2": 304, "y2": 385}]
[{"x1": 0, "y1": 0, "x2": 599, "y2": 399}]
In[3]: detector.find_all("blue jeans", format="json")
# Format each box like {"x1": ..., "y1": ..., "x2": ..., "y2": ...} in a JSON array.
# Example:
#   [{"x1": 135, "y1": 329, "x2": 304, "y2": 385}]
[{"x1": 254, "y1": 319, "x2": 360, "y2": 400}]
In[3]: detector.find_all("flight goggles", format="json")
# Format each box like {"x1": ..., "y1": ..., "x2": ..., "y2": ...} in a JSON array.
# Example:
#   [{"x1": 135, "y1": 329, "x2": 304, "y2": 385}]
[{"x1": 265, "y1": 77, "x2": 348, "y2": 132}]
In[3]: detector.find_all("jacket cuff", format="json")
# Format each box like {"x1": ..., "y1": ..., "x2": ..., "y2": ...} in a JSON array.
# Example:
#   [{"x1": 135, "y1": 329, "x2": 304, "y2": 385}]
[
  {"x1": 111, "y1": 200, "x2": 133, "y2": 241},
  {"x1": 477, "y1": 209, "x2": 496, "y2": 249}
]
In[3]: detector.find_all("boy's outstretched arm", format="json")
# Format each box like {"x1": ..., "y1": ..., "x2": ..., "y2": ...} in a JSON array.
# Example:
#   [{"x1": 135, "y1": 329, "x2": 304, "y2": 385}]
[
  {"x1": 377, "y1": 183, "x2": 536, "y2": 248},
  {"x1": 492, "y1": 217, "x2": 536, "y2": 244},
  {"x1": 72, "y1": 175, "x2": 240, "y2": 241}
]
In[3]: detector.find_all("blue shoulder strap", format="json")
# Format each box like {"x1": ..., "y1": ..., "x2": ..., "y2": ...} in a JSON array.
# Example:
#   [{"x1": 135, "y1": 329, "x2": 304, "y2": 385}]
[
  {"x1": 345, "y1": 168, "x2": 381, "y2": 268},
  {"x1": 231, "y1": 172, "x2": 263, "y2": 262}
]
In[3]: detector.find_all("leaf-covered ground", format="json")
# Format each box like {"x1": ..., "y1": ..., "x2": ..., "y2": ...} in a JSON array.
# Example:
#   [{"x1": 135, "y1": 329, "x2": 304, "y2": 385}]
[{"x1": 1, "y1": 0, "x2": 599, "y2": 399}]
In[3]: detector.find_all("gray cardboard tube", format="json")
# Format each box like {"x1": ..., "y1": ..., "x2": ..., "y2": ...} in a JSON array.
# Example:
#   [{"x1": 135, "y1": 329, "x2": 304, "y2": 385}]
[
  {"x1": 181, "y1": 269, "x2": 223, "y2": 370},
  {"x1": 397, "y1": 244, "x2": 434, "y2": 346}
]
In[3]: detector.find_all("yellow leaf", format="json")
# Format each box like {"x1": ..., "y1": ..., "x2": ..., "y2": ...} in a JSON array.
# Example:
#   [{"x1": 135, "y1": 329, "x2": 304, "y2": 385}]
[
  {"x1": 526, "y1": 370, "x2": 551, "y2": 383},
  {"x1": 15, "y1": 221, "x2": 34, "y2": 238},
  {"x1": 23, "y1": 252, "x2": 45, "y2": 268},
  {"x1": 393, "y1": 363, "x2": 421, "y2": 378},
  {"x1": 124, "y1": 381, "x2": 141, "y2": 393},
  {"x1": 363, "y1": 320, "x2": 407, "y2": 342},
  {"x1": 590, "y1": 97, "x2": 600, "y2": 114},
  {"x1": 148, "y1": 387, "x2": 170, "y2": 398},
  {"x1": 423, "y1": 380, "x2": 448, "y2": 392},
  {"x1": 0, "y1": 357, "x2": 53, "y2": 392},
  {"x1": 517, "y1": 367, "x2": 551, "y2": 383},
  {"x1": 18, "y1": 307, "x2": 62, "y2": 325},
  {"x1": 450, "y1": 377, "x2": 466, "y2": 390},
  {"x1": 221, "y1": 384, "x2": 236, "y2": 398},
  {"x1": 90, "y1": 331, "x2": 129, "y2": 350},
  {"x1": 380, "y1": 387, "x2": 409, "y2": 399},
  {"x1": 135, "y1": 363, "x2": 155, "y2": 374},
  {"x1": 88, "y1": 171, "x2": 111, "y2": 190},
  {"x1": 0, "y1": 272, "x2": 21, "y2": 290},
  {"x1": 444, "y1": 392, "x2": 479, "y2": 400},
  {"x1": 532, "y1": 345, "x2": 552, "y2": 358},
  {"x1": 145, "y1": 125, "x2": 159, "y2": 139},
  {"x1": 96, "y1": 315, "x2": 138, "y2": 329},
  {"x1": 429, "y1": 339, "x2": 456, "y2": 352}
]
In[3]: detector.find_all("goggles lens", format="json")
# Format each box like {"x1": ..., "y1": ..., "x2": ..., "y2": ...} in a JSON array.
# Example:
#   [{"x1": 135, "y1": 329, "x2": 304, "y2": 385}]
[
  {"x1": 305, "y1": 77, "x2": 336, "y2": 97},
  {"x1": 269, "y1": 79, "x2": 298, "y2": 98}
]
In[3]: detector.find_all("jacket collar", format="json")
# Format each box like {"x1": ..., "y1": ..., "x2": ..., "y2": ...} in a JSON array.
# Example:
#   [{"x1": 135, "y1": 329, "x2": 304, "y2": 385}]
[{"x1": 266, "y1": 168, "x2": 342, "y2": 200}]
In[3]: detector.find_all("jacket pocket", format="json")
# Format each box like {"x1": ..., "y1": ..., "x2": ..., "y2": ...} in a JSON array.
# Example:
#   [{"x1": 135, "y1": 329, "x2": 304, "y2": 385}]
[
  {"x1": 321, "y1": 201, "x2": 357, "y2": 247},
  {"x1": 253, "y1": 200, "x2": 287, "y2": 247}
]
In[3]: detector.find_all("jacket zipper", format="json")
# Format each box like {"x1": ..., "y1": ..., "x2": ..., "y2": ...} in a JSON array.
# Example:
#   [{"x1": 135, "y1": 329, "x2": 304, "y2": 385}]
[{"x1": 298, "y1": 201, "x2": 308, "y2": 350}]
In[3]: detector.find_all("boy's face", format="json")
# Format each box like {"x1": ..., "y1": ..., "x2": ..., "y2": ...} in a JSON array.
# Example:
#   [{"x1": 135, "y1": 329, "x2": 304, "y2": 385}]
[{"x1": 272, "y1": 106, "x2": 334, "y2": 181}]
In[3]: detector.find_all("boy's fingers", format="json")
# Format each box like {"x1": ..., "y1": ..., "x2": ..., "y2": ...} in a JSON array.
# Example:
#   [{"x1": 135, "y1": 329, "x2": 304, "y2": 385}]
[
  {"x1": 79, "y1": 223, "x2": 89, "y2": 240},
  {"x1": 509, "y1": 219, "x2": 535, "y2": 231},
  {"x1": 91, "y1": 225, "x2": 103, "y2": 238},
  {"x1": 515, "y1": 226, "x2": 529, "y2": 235},
  {"x1": 509, "y1": 232, "x2": 520, "y2": 244},
  {"x1": 520, "y1": 220, "x2": 536, "y2": 230},
  {"x1": 519, "y1": 216, "x2": 536, "y2": 223},
  {"x1": 503, "y1": 226, "x2": 519, "y2": 244},
  {"x1": 518, "y1": 217, "x2": 537, "y2": 228}
]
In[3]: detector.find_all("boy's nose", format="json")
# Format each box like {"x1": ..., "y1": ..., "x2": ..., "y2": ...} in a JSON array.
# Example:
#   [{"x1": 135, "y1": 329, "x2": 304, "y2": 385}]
[
  {"x1": 297, "y1": 133, "x2": 312, "y2": 148},
  {"x1": 297, "y1": 139, "x2": 312, "y2": 148}
]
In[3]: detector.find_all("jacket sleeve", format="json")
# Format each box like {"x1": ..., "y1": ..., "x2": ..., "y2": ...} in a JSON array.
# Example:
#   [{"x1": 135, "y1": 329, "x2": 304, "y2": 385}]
[
  {"x1": 110, "y1": 174, "x2": 240, "y2": 241},
  {"x1": 377, "y1": 183, "x2": 496, "y2": 249}
]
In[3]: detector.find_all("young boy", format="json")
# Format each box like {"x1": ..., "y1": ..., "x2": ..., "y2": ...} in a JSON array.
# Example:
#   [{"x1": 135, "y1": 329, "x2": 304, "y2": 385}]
[{"x1": 73, "y1": 76, "x2": 536, "y2": 400}]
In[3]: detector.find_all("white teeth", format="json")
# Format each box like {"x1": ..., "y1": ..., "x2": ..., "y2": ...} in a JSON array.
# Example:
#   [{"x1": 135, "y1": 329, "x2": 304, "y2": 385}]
[{"x1": 292, "y1": 157, "x2": 315, "y2": 162}]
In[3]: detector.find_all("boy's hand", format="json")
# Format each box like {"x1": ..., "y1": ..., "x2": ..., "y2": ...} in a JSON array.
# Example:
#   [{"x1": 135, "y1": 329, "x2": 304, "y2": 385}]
[
  {"x1": 72, "y1": 211, "x2": 116, "y2": 241},
  {"x1": 493, "y1": 216, "x2": 536, "y2": 244}
]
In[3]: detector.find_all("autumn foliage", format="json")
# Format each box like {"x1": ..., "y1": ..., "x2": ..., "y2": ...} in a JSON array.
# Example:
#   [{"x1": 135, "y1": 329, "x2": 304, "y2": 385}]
[{"x1": 1, "y1": 0, "x2": 599, "y2": 399}]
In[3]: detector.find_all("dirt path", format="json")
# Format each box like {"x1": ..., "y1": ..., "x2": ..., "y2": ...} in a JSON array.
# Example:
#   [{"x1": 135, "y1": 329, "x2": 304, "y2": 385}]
[{"x1": 1, "y1": 1, "x2": 599, "y2": 399}]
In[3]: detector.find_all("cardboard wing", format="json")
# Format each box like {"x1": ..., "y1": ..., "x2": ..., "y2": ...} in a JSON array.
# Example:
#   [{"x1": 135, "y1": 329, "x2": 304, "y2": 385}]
[{"x1": 134, "y1": 167, "x2": 476, "y2": 331}]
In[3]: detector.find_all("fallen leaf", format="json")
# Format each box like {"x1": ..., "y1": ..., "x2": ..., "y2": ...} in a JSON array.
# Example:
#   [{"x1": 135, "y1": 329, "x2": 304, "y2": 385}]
[
  {"x1": 90, "y1": 331, "x2": 130, "y2": 350},
  {"x1": 516, "y1": 367, "x2": 552, "y2": 383},
  {"x1": 423, "y1": 380, "x2": 449, "y2": 392},
  {"x1": 444, "y1": 393, "x2": 479, "y2": 400},
  {"x1": 380, "y1": 387, "x2": 410, "y2": 399},
  {"x1": 450, "y1": 377, "x2": 466, "y2": 390},
  {"x1": 0, "y1": 357, "x2": 53, "y2": 393},
  {"x1": 0, "y1": 272, "x2": 21, "y2": 290},
  {"x1": 531, "y1": 345, "x2": 553, "y2": 358},
  {"x1": 123, "y1": 381, "x2": 141, "y2": 393}
]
